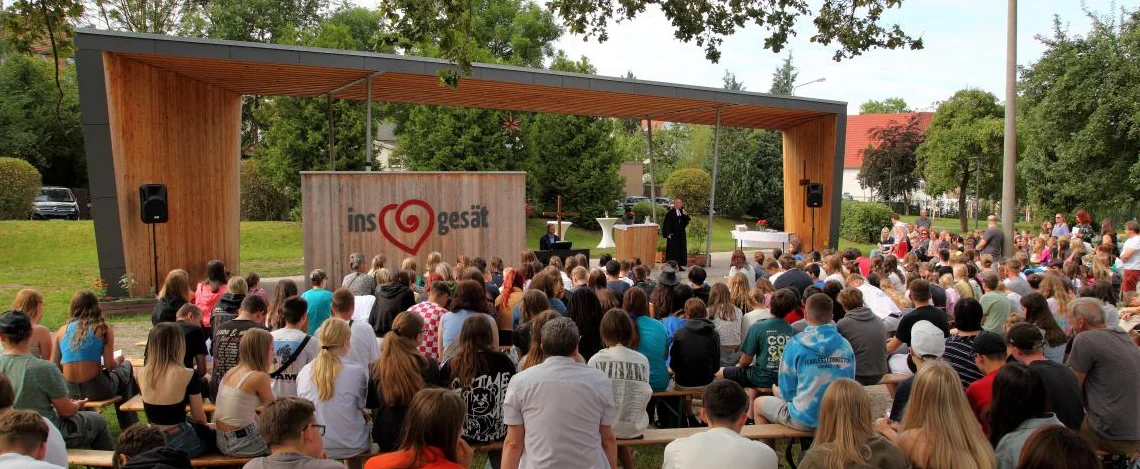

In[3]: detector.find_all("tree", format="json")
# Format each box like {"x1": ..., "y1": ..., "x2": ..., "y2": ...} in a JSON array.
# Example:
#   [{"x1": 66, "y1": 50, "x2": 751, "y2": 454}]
[
  {"x1": 0, "y1": 54, "x2": 85, "y2": 187},
  {"x1": 1, "y1": 0, "x2": 84, "y2": 114},
  {"x1": 916, "y1": 88, "x2": 1004, "y2": 232},
  {"x1": 376, "y1": 0, "x2": 922, "y2": 85},
  {"x1": 859, "y1": 97, "x2": 912, "y2": 114},
  {"x1": 857, "y1": 114, "x2": 925, "y2": 207},
  {"x1": 1020, "y1": 10, "x2": 1140, "y2": 217},
  {"x1": 703, "y1": 70, "x2": 784, "y2": 226},
  {"x1": 664, "y1": 168, "x2": 711, "y2": 215},
  {"x1": 89, "y1": 0, "x2": 200, "y2": 34},
  {"x1": 769, "y1": 53, "x2": 797, "y2": 96}
]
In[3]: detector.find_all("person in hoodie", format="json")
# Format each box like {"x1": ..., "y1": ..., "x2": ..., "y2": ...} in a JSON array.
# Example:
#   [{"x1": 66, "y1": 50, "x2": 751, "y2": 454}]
[
  {"x1": 835, "y1": 288, "x2": 888, "y2": 386},
  {"x1": 371, "y1": 270, "x2": 416, "y2": 338},
  {"x1": 301, "y1": 270, "x2": 334, "y2": 336},
  {"x1": 113, "y1": 424, "x2": 191, "y2": 469},
  {"x1": 242, "y1": 397, "x2": 343, "y2": 469},
  {"x1": 152, "y1": 269, "x2": 191, "y2": 324},
  {"x1": 670, "y1": 299, "x2": 720, "y2": 391},
  {"x1": 210, "y1": 276, "x2": 248, "y2": 331},
  {"x1": 754, "y1": 293, "x2": 854, "y2": 431}
]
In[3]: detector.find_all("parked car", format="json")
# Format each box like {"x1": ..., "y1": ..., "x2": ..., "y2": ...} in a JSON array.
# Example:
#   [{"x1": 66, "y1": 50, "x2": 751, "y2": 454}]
[
  {"x1": 32, "y1": 186, "x2": 80, "y2": 220},
  {"x1": 653, "y1": 197, "x2": 671, "y2": 207},
  {"x1": 842, "y1": 192, "x2": 853, "y2": 200},
  {"x1": 616, "y1": 196, "x2": 650, "y2": 212}
]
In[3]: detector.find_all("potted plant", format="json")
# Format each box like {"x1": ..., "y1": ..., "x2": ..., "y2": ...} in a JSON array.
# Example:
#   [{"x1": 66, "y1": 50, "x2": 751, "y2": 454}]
[
  {"x1": 96, "y1": 273, "x2": 159, "y2": 316},
  {"x1": 655, "y1": 237, "x2": 667, "y2": 264},
  {"x1": 686, "y1": 218, "x2": 708, "y2": 267}
]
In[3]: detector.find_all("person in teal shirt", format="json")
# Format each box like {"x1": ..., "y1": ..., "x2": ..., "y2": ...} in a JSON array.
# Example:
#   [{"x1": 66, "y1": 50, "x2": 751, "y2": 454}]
[
  {"x1": 624, "y1": 288, "x2": 671, "y2": 391},
  {"x1": 300, "y1": 269, "x2": 333, "y2": 336}
]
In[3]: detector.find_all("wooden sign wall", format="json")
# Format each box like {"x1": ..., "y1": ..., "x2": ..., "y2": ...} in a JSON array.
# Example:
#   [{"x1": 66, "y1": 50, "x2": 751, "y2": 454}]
[{"x1": 302, "y1": 172, "x2": 526, "y2": 289}]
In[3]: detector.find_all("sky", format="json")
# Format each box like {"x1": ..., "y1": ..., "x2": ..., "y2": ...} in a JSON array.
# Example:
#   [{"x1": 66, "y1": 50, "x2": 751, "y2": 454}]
[{"x1": 550, "y1": 0, "x2": 1117, "y2": 114}]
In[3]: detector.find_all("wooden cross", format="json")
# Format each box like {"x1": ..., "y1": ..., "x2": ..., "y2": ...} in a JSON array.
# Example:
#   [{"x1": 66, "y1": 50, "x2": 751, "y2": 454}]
[{"x1": 541, "y1": 195, "x2": 579, "y2": 238}]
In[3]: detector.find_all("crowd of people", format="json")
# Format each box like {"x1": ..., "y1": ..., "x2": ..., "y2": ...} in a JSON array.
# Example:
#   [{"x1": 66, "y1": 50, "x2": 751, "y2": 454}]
[{"x1": 0, "y1": 209, "x2": 1137, "y2": 469}]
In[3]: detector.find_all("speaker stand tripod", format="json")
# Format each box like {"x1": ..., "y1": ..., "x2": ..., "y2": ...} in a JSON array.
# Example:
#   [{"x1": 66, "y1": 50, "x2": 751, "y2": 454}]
[
  {"x1": 150, "y1": 223, "x2": 159, "y2": 295},
  {"x1": 810, "y1": 206, "x2": 818, "y2": 252}
]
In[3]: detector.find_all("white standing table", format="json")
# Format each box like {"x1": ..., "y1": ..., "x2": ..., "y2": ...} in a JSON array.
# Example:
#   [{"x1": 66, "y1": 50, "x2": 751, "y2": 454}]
[{"x1": 595, "y1": 217, "x2": 618, "y2": 249}]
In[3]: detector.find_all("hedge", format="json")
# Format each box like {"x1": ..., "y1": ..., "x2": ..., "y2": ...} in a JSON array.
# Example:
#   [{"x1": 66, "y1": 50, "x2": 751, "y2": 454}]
[
  {"x1": 0, "y1": 157, "x2": 42, "y2": 219},
  {"x1": 632, "y1": 201, "x2": 666, "y2": 223},
  {"x1": 663, "y1": 168, "x2": 711, "y2": 214},
  {"x1": 840, "y1": 200, "x2": 893, "y2": 244},
  {"x1": 240, "y1": 158, "x2": 291, "y2": 221}
]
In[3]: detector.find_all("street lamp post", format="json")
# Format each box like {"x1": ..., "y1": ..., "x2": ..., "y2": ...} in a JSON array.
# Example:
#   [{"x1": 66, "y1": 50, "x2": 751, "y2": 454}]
[{"x1": 792, "y1": 77, "x2": 826, "y2": 96}]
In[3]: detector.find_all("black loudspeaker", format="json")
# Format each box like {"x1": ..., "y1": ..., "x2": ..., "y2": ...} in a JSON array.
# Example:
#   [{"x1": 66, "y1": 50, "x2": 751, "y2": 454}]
[
  {"x1": 806, "y1": 183, "x2": 824, "y2": 208},
  {"x1": 139, "y1": 184, "x2": 168, "y2": 224}
]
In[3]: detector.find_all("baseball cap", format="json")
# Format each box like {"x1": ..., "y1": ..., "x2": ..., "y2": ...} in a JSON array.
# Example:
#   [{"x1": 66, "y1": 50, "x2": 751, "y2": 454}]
[
  {"x1": 1006, "y1": 323, "x2": 1045, "y2": 351},
  {"x1": 910, "y1": 320, "x2": 945, "y2": 358},
  {"x1": 972, "y1": 331, "x2": 1008, "y2": 356},
  {"x1": 0, "y1": 310, "x2": 32, "y2": 340}
]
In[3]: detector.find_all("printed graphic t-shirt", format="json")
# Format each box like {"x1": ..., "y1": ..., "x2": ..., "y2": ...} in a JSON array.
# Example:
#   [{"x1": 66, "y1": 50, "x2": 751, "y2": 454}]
[
  {"x1": 210, "y1": 319, "x2": 268, "y2": 400},
  {"x1": 740, "y1": 318, "x2": 796, "y2": 388},
  {"x1": 270, "y1": 327, "x2": 320, "y2": 398},
  {"x1": 587, "y1": 345, "x2": 652, "y2": 439},
  {"x1": 440, "y1": 349, "x2": 516, "y2": 444}
]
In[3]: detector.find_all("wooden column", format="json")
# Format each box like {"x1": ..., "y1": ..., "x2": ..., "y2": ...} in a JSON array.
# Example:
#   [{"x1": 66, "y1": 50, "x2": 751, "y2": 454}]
[
  {"x1": 103, "y1": 53, "x2": 242, "y2": 295},
  {"x1": 782, "y1": 115, "x2": 838, "y2": 250}
]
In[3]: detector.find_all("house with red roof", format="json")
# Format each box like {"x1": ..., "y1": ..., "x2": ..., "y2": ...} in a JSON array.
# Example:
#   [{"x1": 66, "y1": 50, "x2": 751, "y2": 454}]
[{"x1": 840, "y1": 112, "x2": 933, "y2": 201}]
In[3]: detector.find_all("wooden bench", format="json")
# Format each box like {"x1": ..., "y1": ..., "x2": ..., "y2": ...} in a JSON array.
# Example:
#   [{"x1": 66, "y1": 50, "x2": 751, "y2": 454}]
[
  {"x1": 878, "y1": 373, "x2": 908, "y2": 385},
  {"x1": 119, "y1": 394, "x2": 216, "y2": 414},
  {"x1": 68, "y1": 449, "x2": 251, "y2": 467},
  {"x1": 471, "y1": 423, "x2": 812, "y2": 452},
  {"x1": 82, "y1": 396, "x2": 122, "y2": 413}
]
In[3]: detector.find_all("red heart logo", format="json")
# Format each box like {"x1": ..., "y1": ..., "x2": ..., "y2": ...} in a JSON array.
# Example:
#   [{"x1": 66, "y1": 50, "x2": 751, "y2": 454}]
[{"x1": 379, "y1": 199, "x2": 435, "y2": 255}]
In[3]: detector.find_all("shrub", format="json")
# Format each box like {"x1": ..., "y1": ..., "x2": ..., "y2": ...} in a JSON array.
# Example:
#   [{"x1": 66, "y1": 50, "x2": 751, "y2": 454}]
[
  {"x1": 840, "y1": 200, "x2": 893, "y2": 244},
  {"x1": 240, "y1": 158, "x2": 291, "y2": 221},
  {"x1": 663, "y1": 168, "x2": 711, "y2": 214},
  {"x1": 686, "y1": 217, "x2": 708, "y2": 254},
  {"x1": 0, "y1": 157, "x2": 42, "y2": 219},
  {"x1": 632, "y1": 201, "x2": 665, "y2": 224}
]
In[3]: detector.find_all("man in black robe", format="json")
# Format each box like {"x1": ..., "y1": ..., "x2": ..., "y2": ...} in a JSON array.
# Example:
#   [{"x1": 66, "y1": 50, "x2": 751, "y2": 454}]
[{"x1": 662, "y1": 198, "x2": 690, "y2": 269}]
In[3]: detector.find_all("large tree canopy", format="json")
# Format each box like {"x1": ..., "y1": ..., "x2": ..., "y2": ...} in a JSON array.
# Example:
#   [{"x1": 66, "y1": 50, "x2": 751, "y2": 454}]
[
  {"x1": 916, "y1": 88, "x2": 1004, "y2": 232},
  {"x1": 857, "y1": 114, "x2": 924, "y2": 204},
  {"x1": 377, "y1": 0, "x2": 922, "y2": 85},
  {"x1": 859, "y1": 97, "x2": 912, "y2": 114},
  {"x1": 1019, "y1": 10, "x2": 1140, "y2": 217}
]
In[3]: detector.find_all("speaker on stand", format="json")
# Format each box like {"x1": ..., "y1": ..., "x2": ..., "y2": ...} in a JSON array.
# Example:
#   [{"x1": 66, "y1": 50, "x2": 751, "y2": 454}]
[
  {"x1": 805, "y1": 183, "x2": 823, "y2": 252},
  {"x1": 139, "y1": 184, "x2": 168, "y2": 295}
]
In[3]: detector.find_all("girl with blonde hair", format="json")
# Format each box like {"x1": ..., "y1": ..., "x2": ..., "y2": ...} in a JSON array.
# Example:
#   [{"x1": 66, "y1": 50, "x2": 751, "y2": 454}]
[
  {"x1": 152, "y1": 269, "x2": 191, "y2": 324},
  {"x1": 1037, "y1": 275, "x2": 1071, "y2": 331},
  {"x1": 424, "y1": 252, "x2": 442, "y2": 279},
  {"x1": 215, "y1": 328, "x2": 274, "y2": 457},
  {"x1": 369, "y1": 312, "x2": 441, "y2": 452},
  {"x1": 707, "y1": 283, "x2": 743, "y2": 366},
  {"x1": 801, "y1": 379, "x2": 908, "y2": 469},
  {"x1": 139, "y1": 322, "x2": 211, "y2": 457},
  {"x1": 876, "y1": 361, "x2": 994, "y2": 469},
  {"x1": 9, "y1": 288, "x2": 53, "y2": 359},
  {"x1": 298, "y1": 318, "x2": 369, "y2": 460},
  {"x1": 726, "y1": 272, "x2": 752, "y2": 312}
]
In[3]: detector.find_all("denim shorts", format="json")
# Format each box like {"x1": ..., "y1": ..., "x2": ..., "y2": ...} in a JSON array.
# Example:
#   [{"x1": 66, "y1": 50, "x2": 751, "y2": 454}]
[
  {"x1": 216, "y1": 423, "x2": 268, "y2": 457},
  {"x1": 163, "y1": 421, "x2": 203, "y2": 458}
]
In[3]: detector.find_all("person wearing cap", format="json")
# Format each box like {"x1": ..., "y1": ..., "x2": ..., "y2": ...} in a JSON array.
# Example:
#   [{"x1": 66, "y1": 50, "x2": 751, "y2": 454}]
[
  {"x1": 0, "y1": 311, "x2": 113, "y2": 451},
  {"x1": 887, "y1": 320, "x2": 945, "y2": 423},
  {"x1": 886, "y1": 279, "x2": 950, "y2": 374},
  {"x1": 976, "y1": 215, "x2": 1004, "y2": 258},
  {"x1": 342, "y1": 252, "x2": 380, "y2": 297},
  {"x1": 1066, "y1": 297, "x2": 1140, "y2": 454},
  {"x1": 965, "y1": 331, "x2": 1007, "y2": 434},
  {"x1": 942, "y1": 298, "x2": 986, "y2": 388},
  {"x1": 1006, "y1": 322, "x2": 1083, "y2": 430},
  {"x1": 754, "y1": 293, "x2": 854, "y2": 431}
]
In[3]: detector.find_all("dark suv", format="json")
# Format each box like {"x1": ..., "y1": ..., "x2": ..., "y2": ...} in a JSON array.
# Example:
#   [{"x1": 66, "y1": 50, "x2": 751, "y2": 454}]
[{"x1": 32, "y1": 186, "x2": 80, "y2": 220}]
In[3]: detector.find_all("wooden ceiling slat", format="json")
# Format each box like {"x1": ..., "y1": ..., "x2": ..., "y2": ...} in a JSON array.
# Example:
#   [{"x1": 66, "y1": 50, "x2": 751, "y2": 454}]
[{"x1": 117, "y1": 52, "x2": 830, "y2": 130}]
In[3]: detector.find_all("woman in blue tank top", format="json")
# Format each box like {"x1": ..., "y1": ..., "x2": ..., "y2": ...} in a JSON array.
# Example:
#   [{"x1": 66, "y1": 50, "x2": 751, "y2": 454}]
[{"x1": 51, "y1": 290, "x2": 138, "y2": 429}]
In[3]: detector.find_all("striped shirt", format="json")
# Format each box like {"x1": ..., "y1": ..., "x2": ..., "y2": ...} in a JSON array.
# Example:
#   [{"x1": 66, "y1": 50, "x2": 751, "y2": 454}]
[{"x1": 944, "y1": 334, "x2": 984, "y2": 387}]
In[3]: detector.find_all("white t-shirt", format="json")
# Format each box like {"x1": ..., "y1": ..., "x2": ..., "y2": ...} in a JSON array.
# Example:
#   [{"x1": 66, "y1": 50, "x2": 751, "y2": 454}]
[
  {"x1": 824, "y1": 272, "x2": 845, "y2": 286},
  {"x1": 1122, "y1": 235, "x2": 1140, "y2": 270},
  {"x1": 345, "y1": 319, "x2": 380, "y2": 367},
  {"x1": 297, "y1": 360, "x2": 370, "y2": 459},
  {"x1": 742, "y1": 308, "x2": 772, "y2": 333},
  {"x1": 43, "y1": 416, "x2": 67, "y2": 467},
  {"x1": 587, "y1": 346, "x2": 652, "y2": 439},
  {"x1": 858, "y1": 284, "x2": 902, "y2": 319},
  {"x1": 726, "y1": 265, "x2": 756, "y2": 287},
  {"x1": 663, "y1": 427, "x2": 779, "y2": 469},
  {"x1": 0, "y1": 452, "x2": 59, "y2": 469},
  {"x1": 270, "y1": 327, "x2": 319, "y2": 397}
]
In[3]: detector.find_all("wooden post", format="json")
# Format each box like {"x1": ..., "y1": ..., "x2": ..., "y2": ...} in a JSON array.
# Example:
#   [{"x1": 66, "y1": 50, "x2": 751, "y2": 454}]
[{"x1": 541, "y1": 195, "x2": 579, "y2": 238}]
